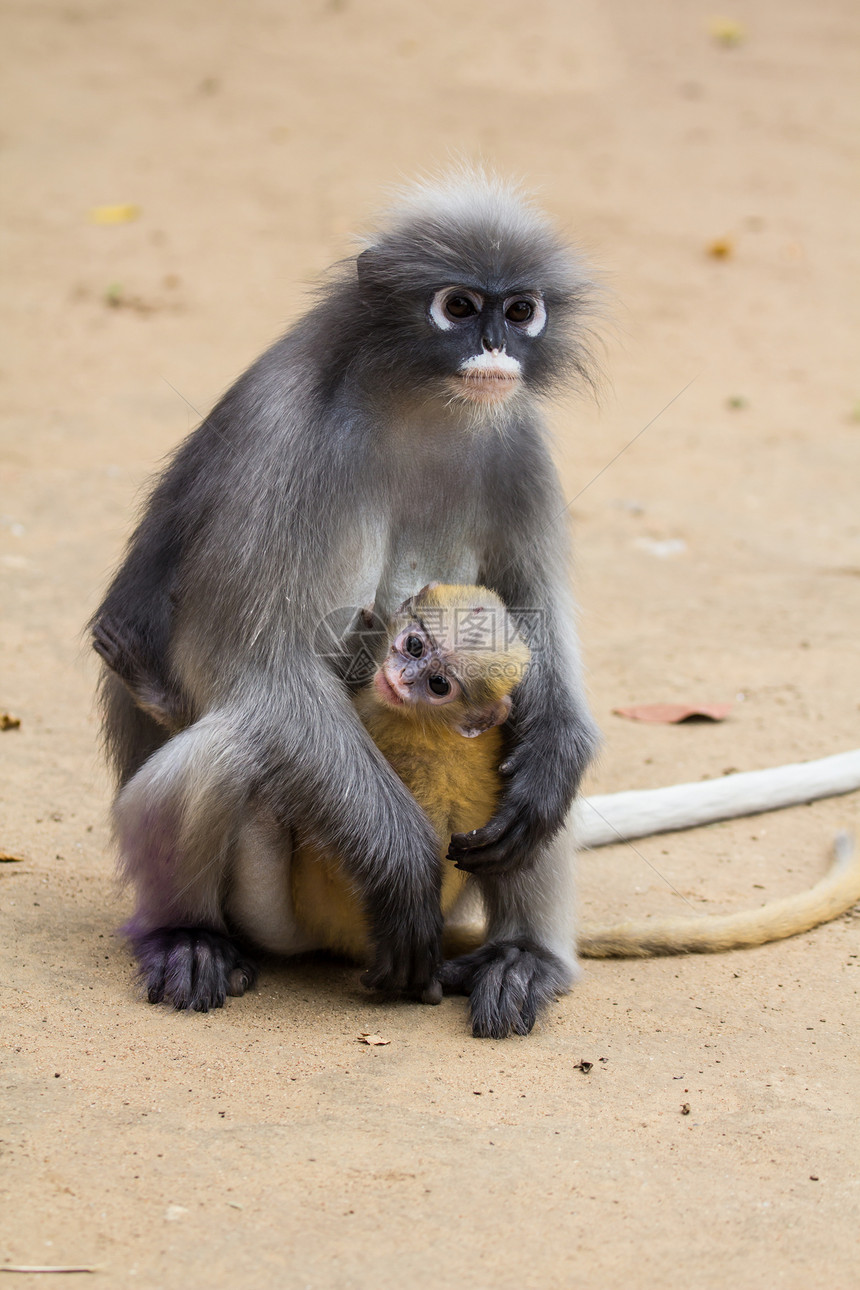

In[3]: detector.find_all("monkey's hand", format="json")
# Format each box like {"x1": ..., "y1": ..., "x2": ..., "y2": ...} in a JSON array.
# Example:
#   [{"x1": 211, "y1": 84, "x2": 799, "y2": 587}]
[
  {"x1": 361, "y1": 900, "x2": 444, "y2": 1003},
  {"x1": 447, "y1": 719, "x2": 596, "y2": 875}
]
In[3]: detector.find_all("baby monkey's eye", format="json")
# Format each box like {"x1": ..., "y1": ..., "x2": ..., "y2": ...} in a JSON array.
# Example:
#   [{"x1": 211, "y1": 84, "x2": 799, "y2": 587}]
[
  {"x1": 444, "y1": 295, "x2": 479, "y2": 321},
  {"x1": 428, "y1": 675, "x2": 451, "y2": 696},
  {"x1": 506, "y1": 299, "x2": 534, "y2": 323},
  {"x1": 405, "y1": 635, "x2": 424, "y2": 658}
]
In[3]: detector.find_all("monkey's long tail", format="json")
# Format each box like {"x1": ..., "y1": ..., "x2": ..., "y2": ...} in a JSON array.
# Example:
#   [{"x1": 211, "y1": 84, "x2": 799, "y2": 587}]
[
  {"x1": 577, "y1": 831, "x2": 860, "y2": 958},
  {"x1": 573, "y1": 748, "x2": 860, "y2": 849}
]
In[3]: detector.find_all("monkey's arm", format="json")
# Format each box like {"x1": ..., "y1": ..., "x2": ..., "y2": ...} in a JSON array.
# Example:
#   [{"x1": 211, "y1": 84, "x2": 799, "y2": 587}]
[
  {"x1": 450, "y1": 510, "x2": 597, "y2": 876},
  {"x1": 90, "y1": 402, "x2": 241, "y2": 786},
  {"x1": 251, "y1": 655, "x2": 446, "y2": 997},
  {"x1": 113, "y1": 657, "x2": 445, "y2": 1000}
]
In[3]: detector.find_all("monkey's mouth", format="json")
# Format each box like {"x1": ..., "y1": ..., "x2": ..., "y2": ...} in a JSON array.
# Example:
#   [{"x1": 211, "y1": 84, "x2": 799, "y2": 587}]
[
  {"x1": 451, "y1": 371, "x2": 521, "y2": 406},
  {"x1": 374, "y1": 668, "x2": 405, "y2": 707}
]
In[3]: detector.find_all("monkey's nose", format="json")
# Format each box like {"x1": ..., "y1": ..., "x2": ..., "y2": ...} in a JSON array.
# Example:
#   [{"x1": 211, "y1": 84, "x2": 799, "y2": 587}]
[{"x1": 481, "y1": 313, "x2": 506, "y2": 352}]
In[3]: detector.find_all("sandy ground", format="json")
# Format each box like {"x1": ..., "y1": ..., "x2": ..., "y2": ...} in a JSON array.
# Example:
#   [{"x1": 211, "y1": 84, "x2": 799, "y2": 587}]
[{"x1": 2, "y1": 1, "x2": 859, "y2": 1285}]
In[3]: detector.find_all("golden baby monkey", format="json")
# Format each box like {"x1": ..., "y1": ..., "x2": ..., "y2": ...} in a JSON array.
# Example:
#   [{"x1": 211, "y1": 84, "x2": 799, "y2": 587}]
[{"x1": 290, "y1": 583, "x2": 530, "y2": 967}]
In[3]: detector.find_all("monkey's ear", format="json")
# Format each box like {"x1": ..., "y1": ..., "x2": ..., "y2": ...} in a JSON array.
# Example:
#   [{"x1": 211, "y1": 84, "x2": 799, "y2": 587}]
[
  {"x1": 456, "y1": 694, "x2": 512, "y2": 739},
  {"x1": 395, "y1": 582, "x2": 440, "y2": 615},
  {"x1": 356, "y1": 248, "x2": 380, "y2": 297}
]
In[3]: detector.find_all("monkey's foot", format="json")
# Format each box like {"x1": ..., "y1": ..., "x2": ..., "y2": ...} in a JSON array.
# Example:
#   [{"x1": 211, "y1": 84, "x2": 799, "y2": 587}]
[
  {"x1": 132, "y1": 927, "x2": 258, "y2": 1012},
  {"x1": 438, "y1": 939, "x2": 571, "y2": 1038}
]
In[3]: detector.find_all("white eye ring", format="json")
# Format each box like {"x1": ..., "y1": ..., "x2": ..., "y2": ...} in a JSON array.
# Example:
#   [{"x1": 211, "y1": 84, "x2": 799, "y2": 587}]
[
  {"x1": 506, "y1": 295, "x2": 547, "y2": 338},
  {"x1": 429, "y1": 288, "x2": 481, "y2": 331}
]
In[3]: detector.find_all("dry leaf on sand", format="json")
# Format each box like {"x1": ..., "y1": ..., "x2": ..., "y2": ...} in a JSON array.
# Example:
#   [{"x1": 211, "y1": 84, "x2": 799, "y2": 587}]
[{"x1": 89, "y1": 203, "x2": 140, "y2": 224}]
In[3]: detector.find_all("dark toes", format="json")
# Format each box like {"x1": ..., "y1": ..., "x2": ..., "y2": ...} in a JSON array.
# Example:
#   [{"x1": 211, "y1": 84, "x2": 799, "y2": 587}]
[
  {"x1": 420, "y1": 979, "x2": 443, "y2": 1006},
  {"x1": 448, "y1": 815, "x2": 538, "y2": 875},
  {"x1": 161, "y1": 931, "x2": 198, "y2": 1010},
  {"x1": 132, "y1": 927, "x2": 257, "y2": 1011},
  {"x1": 92, "y1": 620, "x2": 120, "y2": 667},
  {"x1": 227, "y1": 963, "x2": 256, "y2": 997},
  {"x1": 451, "y1": 940, "x2": 572, "y2": 1039},
  {"x1": 361, "y1": 945, "x2": 395, "y2": 994},
  {"x1": 145, "y1": 956, "x2": 167, "y2": 1004},
  {"x1": 449, "y1": 817, "x2": 507, "y2": 854},
  {"x1": 437, "y1": 958, "x2": 471, "y2": 992},
  {"x1": 453, "y1": 851, "x2": 517, "y2": 876}
]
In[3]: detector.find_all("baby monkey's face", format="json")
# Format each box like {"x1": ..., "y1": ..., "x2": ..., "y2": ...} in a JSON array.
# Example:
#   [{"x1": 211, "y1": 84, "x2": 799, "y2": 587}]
[
  {"x1": 374, "y1": 623, "x2": 461, "y2": 712},
  {"x1": 366, "y1": 584, "x2": 529, "y2": 738},
  {"x1": 371, "y1": 617, "x2": 516, "y2": 740}
]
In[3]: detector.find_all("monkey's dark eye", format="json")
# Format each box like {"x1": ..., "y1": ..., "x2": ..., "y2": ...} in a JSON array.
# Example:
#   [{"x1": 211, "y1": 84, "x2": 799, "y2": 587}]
[
  {"x1": 444, "y1": 295, "x2": 479, "y2": 321},
  {"x1": 405, "y1": 635, "x2": 424, "y2": 658},
  {"x1": 506, "y1": 300, "x2": 534, "y2": 323},
  {"x1": 428, "y1": 675, "x2": 451, "y2": 696}
]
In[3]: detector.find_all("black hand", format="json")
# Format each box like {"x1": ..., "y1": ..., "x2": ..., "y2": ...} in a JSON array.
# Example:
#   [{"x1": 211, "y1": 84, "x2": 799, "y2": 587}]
[
  {"x1": 448, "y1": 722, "x2": 593, "y2": 875},
  {"x1": 361, "y1": 900, "x2": 443, "y2": 1001},
  {"x1": 447, "y1": 793, "x2": 546, "y2": 876}
]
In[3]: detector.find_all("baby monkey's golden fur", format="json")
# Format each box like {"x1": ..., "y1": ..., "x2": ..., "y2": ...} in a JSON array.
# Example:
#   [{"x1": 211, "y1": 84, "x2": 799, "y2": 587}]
[{"x1": 291, "y1": 585, "x2": 529, "y2": 957}]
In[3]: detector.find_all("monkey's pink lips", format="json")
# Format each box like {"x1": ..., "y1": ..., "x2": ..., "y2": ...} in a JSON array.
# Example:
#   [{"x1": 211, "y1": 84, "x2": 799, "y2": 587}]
[
  {"x1": 375, "y1": 669, "x2": 405, "y2": 706},
  {"x1": 454, "y1": 371, "x2": 521, "y2": 406}
]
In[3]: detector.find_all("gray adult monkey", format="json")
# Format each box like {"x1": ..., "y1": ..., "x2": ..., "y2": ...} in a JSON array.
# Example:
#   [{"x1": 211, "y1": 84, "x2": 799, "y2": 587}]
[{"x1": 92, "y1": 172, "x2": 599, "y2": 1038}]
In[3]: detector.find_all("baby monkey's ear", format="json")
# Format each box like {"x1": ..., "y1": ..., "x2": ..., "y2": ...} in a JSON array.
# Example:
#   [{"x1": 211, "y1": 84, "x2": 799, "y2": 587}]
[
  {"x1": 456, "y1": 694, "x2": 512, "y2": 739},
  {"x1": 395, "y1": 582, "x2": 441, "y2": 616}
]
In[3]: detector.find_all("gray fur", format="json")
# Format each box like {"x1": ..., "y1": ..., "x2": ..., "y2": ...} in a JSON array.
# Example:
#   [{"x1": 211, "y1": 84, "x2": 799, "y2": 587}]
[{"x1": 92, "y1": 171, "x2": 600, "y2": 1029}]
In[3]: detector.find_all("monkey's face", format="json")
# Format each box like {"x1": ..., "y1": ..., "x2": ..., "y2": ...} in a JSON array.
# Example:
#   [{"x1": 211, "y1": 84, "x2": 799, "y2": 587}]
[
  {"x1": 427, "y1": 286, "x2": 547, "y2": 407},
  {"x1": 372, "y1": 621, "x2": 514, "y2": 739},
  {"x1": 375, "y1": 626, "x2": 462, "y2": 712},
  {"x1": 355, "y1": 222, "x2": 587, "y2": 407}
]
